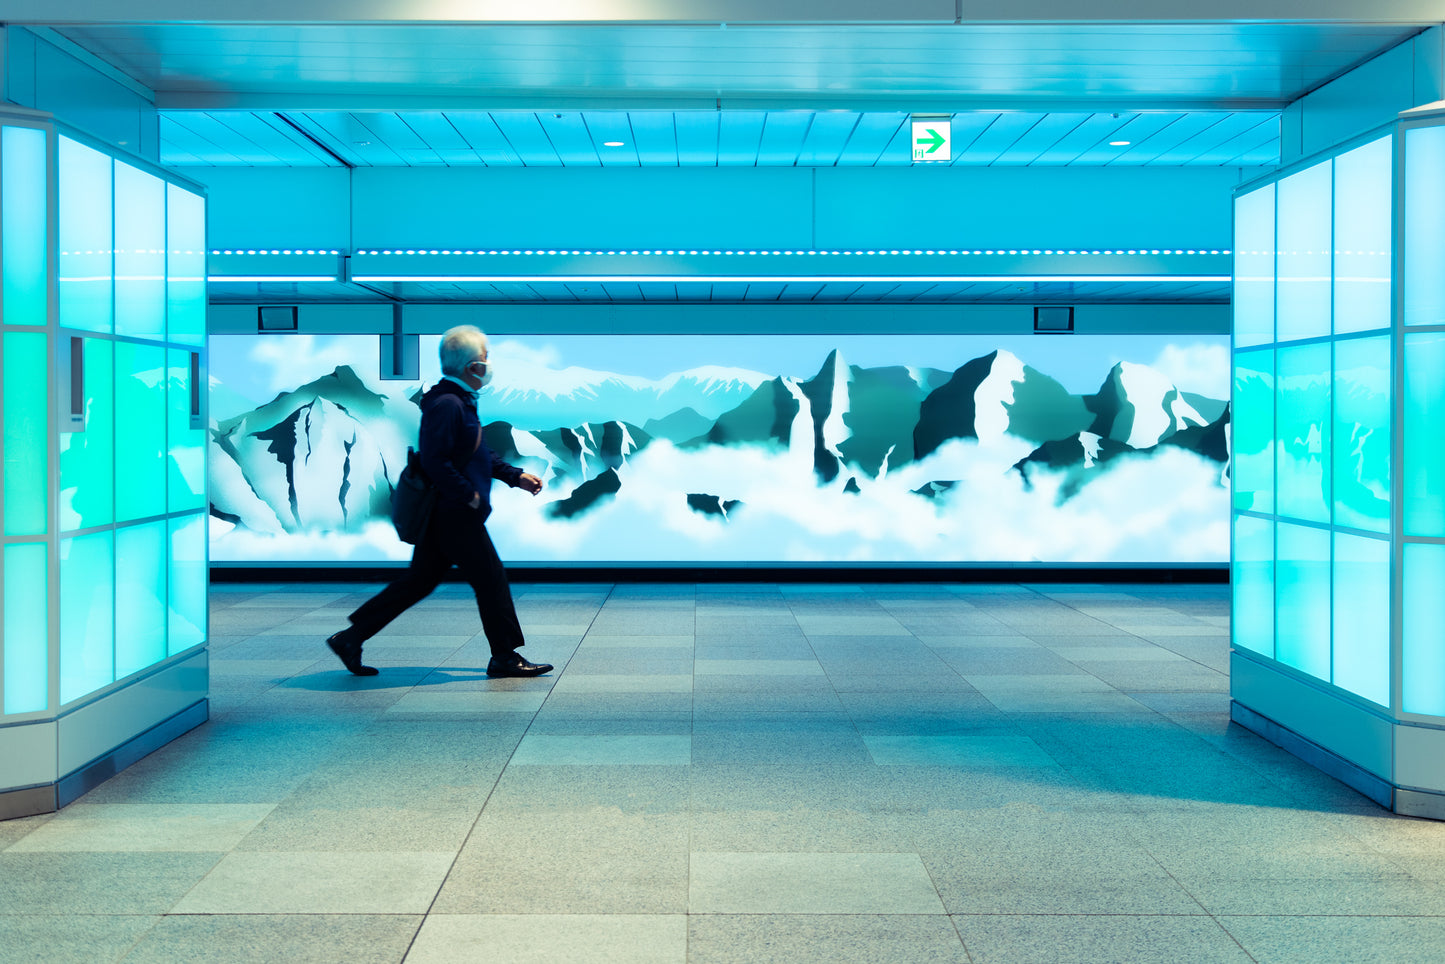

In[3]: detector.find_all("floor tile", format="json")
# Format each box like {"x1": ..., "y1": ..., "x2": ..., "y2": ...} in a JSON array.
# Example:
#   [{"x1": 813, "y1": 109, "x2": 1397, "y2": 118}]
[
  {"x1": 1218, "y1": 915, "x2": 1445, "y2": 964},
  {"x1": 119, "y1": 914, "x2": 421, "y2": 964},
  {"x1": 954, "y1": 915, "x2": 1253, "y2": 964},
  {"x1": 0, "y1": 915, "x2": 157, "y2": 964},
  {"x1": 862, "y1": 733, "x2": 1058, "y2": 768},
  {"x1": 407, "y1": 914, "x2": 686, "y2": 964},
  {"x1": 5, "y1": 804, "x2": 275, "y2": 853},
  {"x1": 509, "y1": 734, "x2": 692, "y2": 765},
  {"x1": 688, "y1": 915, "x2": 969, "y2": 964},
  {"x1": 688, "y1": 852, "x2": 945, "y2": 914},
  {"x1": 170, "y1": 851, "x2": 454, "y2": 913},
  {"x1": 384, "y1": 691, "x2": 548, "y2": 714},
  {"x1": 0, "y1": 853, "x2": 221, "y2": 914}
]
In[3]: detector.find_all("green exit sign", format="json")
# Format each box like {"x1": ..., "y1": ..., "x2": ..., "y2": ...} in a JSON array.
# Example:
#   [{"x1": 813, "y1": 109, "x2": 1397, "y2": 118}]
[{"x1": 911, "y1": 116, "x2": 952, "y2": 162}]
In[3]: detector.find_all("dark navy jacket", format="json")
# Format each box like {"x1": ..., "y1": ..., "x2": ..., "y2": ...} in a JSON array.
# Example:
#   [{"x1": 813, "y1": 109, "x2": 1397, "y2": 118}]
[{"x1": 417, "y1": 380, "x2": 523, "y2": 522}]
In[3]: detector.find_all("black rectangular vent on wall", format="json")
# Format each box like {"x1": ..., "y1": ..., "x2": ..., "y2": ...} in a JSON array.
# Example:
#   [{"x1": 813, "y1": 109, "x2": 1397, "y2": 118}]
[{"x1": 1034, "y1": 306, "x2": 1074, "y2": 333}]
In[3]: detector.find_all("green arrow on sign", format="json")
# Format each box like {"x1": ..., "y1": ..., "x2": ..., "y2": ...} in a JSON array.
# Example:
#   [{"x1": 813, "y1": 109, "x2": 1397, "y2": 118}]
[{"x1": 916, "y1": 128, "x2": 945, "y2": 154}]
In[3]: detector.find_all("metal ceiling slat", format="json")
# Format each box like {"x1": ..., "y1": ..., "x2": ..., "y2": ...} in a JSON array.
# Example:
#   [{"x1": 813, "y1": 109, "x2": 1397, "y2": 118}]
[
  {"x1": 715, "y1": 112, "x2": 764, "y2": 166},
  {"x1": 159, "y1": 114, "x2": 243, "y2": 165},
  {"x1": 601, "y1": 282, "x2": 642, "y2": 301},
  {"x1": 238, "y1": 112, "x2": 342, "y2": 165},
  {"x1": 1028, "y1": 113, "x2": 1134, "y2": 165},
  {"x1": 743, "y1": 283, "x2": 785, "y2": 301},
  {"x1": 628, "y1": 112, "x2": 679, "y2": 166},
  {"x1": 1130, "y1": 111, "x2": 1234, "y2": 165},
  {"x1": 166, "y1": 112, "x2": 277, "y2": 165},
  {"x1": 676, "y1": 112, "x2": 722, "y2": 166},
  {"x1": 709, "y1": 283, "x2": 750, "y2": 300},
  {"x1": 942, "y1": 113, "x2": 1007, "y2": 163},
  {"x1": 873, "y1": 118, "x2": 916, "y2": 167},
  {"x1": 953, "y1": 113, "x2": 1046, "y2": 165},
  {"x1": 1232, "y1": 136, "x2": 1280, "y2": 168},
  {"x1": 537, "y1": 112, "x2": 601, "y2": 167},
  {"x1": 795, "y1": 112, "x2": 862, "y2": 167},
  {"x1": 291, "y1": 111, "x2": 404, "y2": 166},
  {"x1": 581, "y1": 111, "x2": 641, "y2": 167},
  {"x1": 445, "y1": 113, "x2": 525, "y2": 166},
  {"x1": 676, "y1": 284, "x2": 713, "y2": 301},
  {"x1": 638, "y1": 283, "x2": 679, "y2": 301},
  {"x1": 490, "y1": 113, "x2": 564, "y2": 167},
  {"x1": 398, "y1": 112, "x2": 478, "y2": 162},
  {"x1": 1073, "y1": 113, "x2": 1185, "y2": 164},
  {"x1": 756, "y1": 112, "x2": 815, "y2": 167},
  {"x1": 836, "y1": 113, "x2": 908, "y2": 167},
  {"x1": 776, "y1": 283, "x2": 826, "y2": 301},
  {"x1": 993, "y1": 113, "x2": 1091, "y2": 165},
  {"x1": 350, "y1": 112, "x2": 445, "y2": 165},
  {"x1": 1168, "y1": 112, "x2": 1277, "y2": 163},
  {"x1": 1187, "y1": 115, "x2": 1280, "y2": 164}
]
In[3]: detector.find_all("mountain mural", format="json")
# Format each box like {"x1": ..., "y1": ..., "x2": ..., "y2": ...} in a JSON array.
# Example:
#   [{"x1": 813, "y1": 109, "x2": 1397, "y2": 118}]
[{"x1": 209, "y1": 348, "x2": 1231, "y2": 544}]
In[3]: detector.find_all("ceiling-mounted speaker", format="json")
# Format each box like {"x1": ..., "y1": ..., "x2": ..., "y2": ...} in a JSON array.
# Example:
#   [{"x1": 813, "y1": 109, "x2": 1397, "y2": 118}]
[
  {"x1": 1034, "y1": 306, "x2": 1074, "y2": 333},
  {"x1": 257, "y1": 305, "x2": 299, "y2": 331}
]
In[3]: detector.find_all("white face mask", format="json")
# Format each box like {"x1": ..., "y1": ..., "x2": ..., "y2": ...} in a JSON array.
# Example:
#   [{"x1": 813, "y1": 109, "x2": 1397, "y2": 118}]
[{"x1": 469, "y1": 359, "x2": 492, "y2": 390}]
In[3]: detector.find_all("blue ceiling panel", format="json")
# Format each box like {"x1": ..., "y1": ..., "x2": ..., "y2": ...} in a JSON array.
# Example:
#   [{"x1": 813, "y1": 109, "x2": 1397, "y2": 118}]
[
  {"x1": 601, "y1": 282, "x2": 643, "y2": 301},
  {"x1": 627, "y1": 113, "x2": 678, "y2": 166},
  {"x1": 942, "y1": 113, "x2": 1005, "y2": 158},
  {"x1": 160, "y1": 115, "x2": 242, "y2": 165},
  {"x1": 1121, "y1": 112, "x2": 1231, "y2": 165},
  {"x1": 836, "y1": 113, "x2": 907, "y2": 166},
  {"x1": 1074, "y1": 113, "x2": 1185, "y2": 164},
  {"x1": 882, "y1": 282, "x2": 946, "y2": 301},
  {"x1": 354, "y1": 113, "x2": 445, "y2": 166},
  {"x1": 161, "y1": 113, "x2": 278, "y2": 166},
  {"x1": 795, "y1": 112, "x2": 862, "y2": 167},
  {"x1": 295, "y1": 112, "x2": 406, "y2": 166},
  {"x1": 715, "y1": 112, "x2": 765, "y2": 166},
  {"x1": 873, "y1": 118, "x2": 916, "y2": 167},
  {"x1": 744, "y1": 283, "x2": 786, "y2": 301},
  {"x1": 581, "y1": 111, "x2": 640, "y2": 167},
  {"x1": 491, "y1": 114, "x2": 563, "y2": 167},
  {"x1": 538, "y1": 112, "x2": 601, "y2": 167},
  {"x1": 993, "y1": 113, "x2": 1091, "y2": 165},
  {"x1": 1027, "y1": 113, "x2": 1134, "y2": 165},
  {"x1": 1167, "y1": 112, "x2": 1275, "y2": 163},
  {"x1": 445, "y1": 113, "x2": 525, "y2": 165},
  {"x1": 708, "y1": 283, "x2": 751, "y2": 300},
  {"x1": 953, "y1": 113, "x2": 1045, "y2": 165},
  {"x1": 677, "y1": 112, "x2": 722, "y2": 165},
  {"x1": 776, "y1": 283, "x2": 826, "y2": 301},
  {"x1": 638, "y1": 283, "x2": 678, "y2": 300},
  {"x1": 1191, "y1": 115, "x2": 1279, "y2": 164},
  {"x1": 524, "y1": 282, "x2": 580, "y2": 301},
  {"x1": 757, "y1": 113, "x2": 815, "y2": 166}
]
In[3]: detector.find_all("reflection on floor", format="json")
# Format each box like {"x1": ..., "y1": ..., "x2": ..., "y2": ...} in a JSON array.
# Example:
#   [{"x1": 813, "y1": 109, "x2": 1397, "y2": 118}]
[{"x1": 3, "y1": 581, "x2": 1445, "y2": 963}]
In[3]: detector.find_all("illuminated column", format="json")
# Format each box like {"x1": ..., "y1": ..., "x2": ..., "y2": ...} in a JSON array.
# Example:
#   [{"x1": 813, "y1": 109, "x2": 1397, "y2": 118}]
[
  {"x1": 1231, "y1": 117, "x2": 1445, "y2": 818},
  {"x1": 0, "y1": 107, "x2": 209, "y2": 819}
]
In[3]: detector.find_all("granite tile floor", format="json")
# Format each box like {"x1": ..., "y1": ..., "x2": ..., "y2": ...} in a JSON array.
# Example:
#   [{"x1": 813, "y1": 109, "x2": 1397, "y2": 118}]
[{"x1": 4, "y1": 581, "x2": 1445, "y2": 963}]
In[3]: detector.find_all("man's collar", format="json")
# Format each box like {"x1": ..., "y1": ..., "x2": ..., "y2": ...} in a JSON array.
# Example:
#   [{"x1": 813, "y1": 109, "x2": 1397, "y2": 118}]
[{"x1": 440, "y1": 374, "x2": 479, "y2": 400}]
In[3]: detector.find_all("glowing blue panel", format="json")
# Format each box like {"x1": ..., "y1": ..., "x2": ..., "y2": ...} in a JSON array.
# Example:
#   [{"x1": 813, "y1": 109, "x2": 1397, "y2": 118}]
[
  {"x1": 1333, "y1": 136, "x2": 1392, "y2": 335},
  {"x1": 2, "y1": 126, "x2": 48, "y2": 327},
  {"x1": 115, "y1": 521, "x2": 167, "y2": 679},
  {"x1": 59, "y1": 337, "x2": 114, "y2": 531},
  {"x1": 1404, "y1": 542, "x2": 1445, "y2": 717},
  {"x1": 1332, "y1": 531, "x2": 1390, "y2": 707},
  {"x1": 1333, "y1": 335, "x2": 1390, "y2": 533},
  {"x1": 1276, "y1": 343, "x2": 1331, "y2": 523},
  {"x1": 58, "y1": 137, "x2": 112, "y2": 334},
  {"x1": 1233, "y1": 183, "x2": 1275, "y2": 348},
  {"x1": 3, "y1": 332, "x2": 49, "y2": 536},
  {"x1": 168, "y1": 349, "x2": 206, "y2": 512},
  {"x1": 114, "y1": 161, "x2": 166, "y2": 340},
  {"x1": 168, "y1": 513, "x2": 206, "y2": 655},
  {"x1": 1232, "y1": 514, "x2": 1274, "y2": 658},
  {"x1": 1276, "y1": 160, "x2": 1333, "y2": 343},
  {"x1": 3, "y1": 543, "x2": 49, "y2": 715},
  {"x1": 166, "y1": 184, "x2": 206, "y2": 346},
  {"x1": 1404, "y1": 333, "x2": 1445, "y2": 537},
  {"x1": 1233, "y1": 349, "x2": 1274, "y2": 514},
  {"x1": 1275, "y1": 522, "x2": 1331, "y2": 681},
  {"x1": 115, "y1": 342, "x2": 166, "y2": 522},
  {"x1": 60, "y1": 530, "x2": 114, "y2": 704},
  {"x1": 1406, "y1": 125, "x2": 1445, "y2": 326}
]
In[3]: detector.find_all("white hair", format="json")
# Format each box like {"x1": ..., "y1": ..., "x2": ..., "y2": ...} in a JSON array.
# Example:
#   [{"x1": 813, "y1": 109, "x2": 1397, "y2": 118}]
[{"x1": 439, "y1": 325, "x2": 488, "y2": 376}]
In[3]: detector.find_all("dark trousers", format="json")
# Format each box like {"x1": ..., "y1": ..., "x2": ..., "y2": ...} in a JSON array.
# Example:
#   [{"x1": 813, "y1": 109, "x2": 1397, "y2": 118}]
[{"x1": 348, "y1": 502, "x2": 525, "y2": 657}]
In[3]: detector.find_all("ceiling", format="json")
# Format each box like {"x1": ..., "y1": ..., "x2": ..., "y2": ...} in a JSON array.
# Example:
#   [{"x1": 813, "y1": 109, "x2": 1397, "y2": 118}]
[
  {"x1": 160, "y1": 108, "x2": 1280, "y2": 168},
  {"x1": 24, "y1": 15, "x2": 1427, "y2": 305}
]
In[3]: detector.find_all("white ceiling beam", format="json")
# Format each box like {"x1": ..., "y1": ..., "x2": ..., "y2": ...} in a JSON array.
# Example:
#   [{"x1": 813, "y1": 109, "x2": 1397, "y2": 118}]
[{"x1": 0, "y1": 0, "x2": 1441, "y2": 24}]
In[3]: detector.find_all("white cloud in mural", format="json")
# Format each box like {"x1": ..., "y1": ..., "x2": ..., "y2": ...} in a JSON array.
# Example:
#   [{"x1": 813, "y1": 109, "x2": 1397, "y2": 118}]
[
  {"x1": 250, "y1": 335, "x2": 378, "y2": 396},
  {"x1": 1148, "y1": 341, "x2": 1231, "y2": 398}
]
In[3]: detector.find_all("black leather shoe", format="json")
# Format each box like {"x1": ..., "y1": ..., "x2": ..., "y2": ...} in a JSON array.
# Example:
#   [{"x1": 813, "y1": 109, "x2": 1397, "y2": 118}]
[
  {"x1": 327, "y1": 630, "x2": 379, "y2": 676},
  {"x1": 486, "y1": 653, "x2": 553, "y2": 678}
]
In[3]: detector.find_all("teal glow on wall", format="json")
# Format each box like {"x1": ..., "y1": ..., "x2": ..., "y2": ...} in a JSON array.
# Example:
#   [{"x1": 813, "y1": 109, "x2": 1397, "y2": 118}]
[
  {"x1": 1276, "y1": 161, "x2": 1332, "y2": 343},
  {"x1": 114, "y1": 341, "x2": 166, "y2": 522},
  {"x1": 1334, "y1": 136, "x2": 1392, "y2": 335},
  {"x1": 1233, "y1": 183, "x2": 1275, "y2": 349},
  {"x1": 115, "y1": 521, "x2": 166, "y2": 678},
  {"x1": 57, "y1": 136, "x2": 112, "y2": 334},
  {"x1": 3, "y1": 332, "x2": 50, "y2": 536},
  {"x1": 59, "y1": 529, "x2": 114, "y2": 704},
  {"x1": 167, "y1": 348, "x2": 205, "y2": 512},
  {"x1": 114, "y1": 160, "x2": 166, "y2": 340},
  {"x1": 1405, "y1": 124, "x2": 1445, "y2": 327},
  {"x1": 3, "y1": 542, "x2": 49, "y2": 714},
  {"x1": 59, "y1": 337, "x2": 113, "y2": 531},
  {"x1": 1276, "y1": 343, "x2": 1331, "y2": 524},
  {"x1": 168, "y1": 513, "x2": 206, "y2": 655},
  {"x1": 2, "y1": 125, "x2": 48, "y2": 327},
  {"x1": 1332, "y1": 531, "x2": 1390, "y2": 706},
  {"x1": 1403, "y1": 332, "x2": 1445, "y2": 537},
  {"x1": 1233, "y1": 348, "x2": 1274, "y2": 514},
  {"x1": 1333, "y1": 335, "x2": 1391, "y2": 533},
  {"x1": 1404, "y1": 542, "x2": 1445, "y2": 716},
  {"x1": 1275, "y1": 521, "x2": 1331, "y2": 681},
  {"x1": 1232, "y1": 513, "x2": 1274, "y2": 658},
  {"x1": 166, "y1": 184, "x2": 206, "y2": 347}
]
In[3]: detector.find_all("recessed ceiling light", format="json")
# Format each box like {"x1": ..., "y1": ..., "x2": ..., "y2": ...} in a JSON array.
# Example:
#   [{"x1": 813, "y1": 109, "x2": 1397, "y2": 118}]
[
  {"x1": 603, "y1": 141, "x2": 626, "y2": 147},
  {"x1": 1109, "y1": 140, "x2": 1131, "y2": 146}
]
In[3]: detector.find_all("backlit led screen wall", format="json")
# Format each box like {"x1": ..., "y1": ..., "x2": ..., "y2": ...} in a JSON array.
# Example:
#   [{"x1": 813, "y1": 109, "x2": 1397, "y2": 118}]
[{"x1": 208, "y1": 332, "x2": 1230, "y2": 565}]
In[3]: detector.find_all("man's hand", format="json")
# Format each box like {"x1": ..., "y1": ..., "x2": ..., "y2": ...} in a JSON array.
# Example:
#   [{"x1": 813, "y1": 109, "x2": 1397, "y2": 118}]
[
  {"x1": 468, "y1": 492, "x2": 481, "y2": 510},
  {"x1": 518, "y1": 473, "x2": 544, "y2": 495}
]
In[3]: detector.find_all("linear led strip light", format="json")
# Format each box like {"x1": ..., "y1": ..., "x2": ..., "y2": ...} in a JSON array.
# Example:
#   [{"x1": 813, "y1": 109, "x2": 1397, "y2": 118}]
[{"x1": 348, "y1": 274, "x2": 1231, "y2": 284}]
